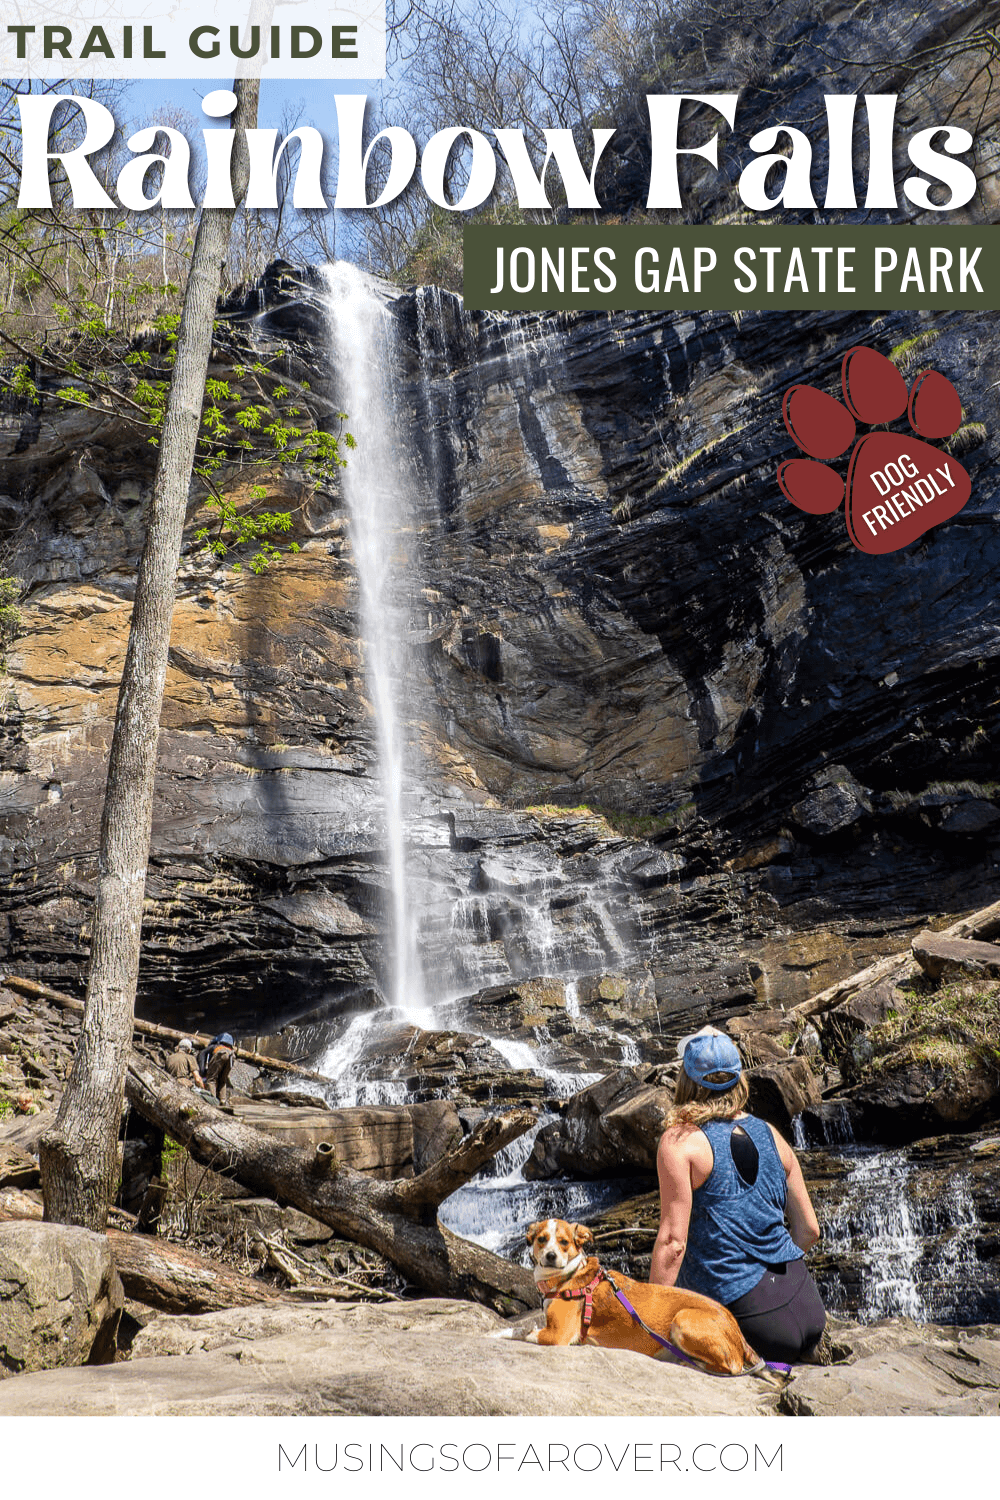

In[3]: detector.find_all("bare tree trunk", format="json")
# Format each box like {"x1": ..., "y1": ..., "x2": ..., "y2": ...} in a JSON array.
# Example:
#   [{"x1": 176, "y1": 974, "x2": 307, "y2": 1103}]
[
  {"x1": 40, "y1": 80, "x2": 261, "y2": 1230},
  {"x1": 125, "y1": 1055, "x2": 541, "y2": 1315}
]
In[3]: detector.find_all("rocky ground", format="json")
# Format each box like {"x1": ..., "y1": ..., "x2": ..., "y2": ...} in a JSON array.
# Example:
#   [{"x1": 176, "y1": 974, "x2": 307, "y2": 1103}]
[
  {"x1": 2, "y1": 1295, "x2": 998, "y2": 1418},
  {"x1": 1, "y1": 905, "x2": 998, "y2": 1413}
]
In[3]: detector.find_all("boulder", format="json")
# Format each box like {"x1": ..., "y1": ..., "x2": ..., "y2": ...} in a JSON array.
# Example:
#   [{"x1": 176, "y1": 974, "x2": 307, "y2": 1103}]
[
  {"x1": 779, "y1": 1324, "x2": 1000, "y2": 1416},
  {"x1": 0, "y1": 1298, "x2": 994, "y2": 1418},
  {"x1": 940, "y1": 799, "x2": 1000, "y2": 835},
  {"x1": 746, "y1": 1059, "x2": 823, "y2": 1133},
  {"x1": 912, "y1": 932, "x2": 1000, "y2": 981},
  {"x1": 0, "y1": 1298, "x2": 776, "y2": 1417},
  {"x1": 0, "y1": 1145, "x2": 39, "y2": 1191},
  {"x1": 525, "y1": 1068, "x2": 669, "y2": 1179},
  {"x1": 791, "y1": 767, "x2": 872, "y2": 836},
  {"x1": 0, "y1": 1221, "x2": 123, "y2": 1378},
  {"x1": 846, "y1": 1054, "x2": 1000, "y2": 1140},
  {"x1": 727, "y1": 1012, "x2": 793, "y2": 1067},
  {"x1": 0, "y1": 1188, "x2": 43, "y2": 1220}
]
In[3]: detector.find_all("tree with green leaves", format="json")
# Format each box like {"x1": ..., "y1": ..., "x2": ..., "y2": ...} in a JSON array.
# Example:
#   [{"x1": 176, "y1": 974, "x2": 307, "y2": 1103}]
[{"x1": 35, "y1": 77, "x2": 347, "y2": 1230}]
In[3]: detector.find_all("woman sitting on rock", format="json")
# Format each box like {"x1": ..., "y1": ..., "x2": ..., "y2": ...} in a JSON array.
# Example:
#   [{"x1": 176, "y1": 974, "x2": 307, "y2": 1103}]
[{"x1": 651, "y1": 1026, "x2": 826, "y2": 1365}]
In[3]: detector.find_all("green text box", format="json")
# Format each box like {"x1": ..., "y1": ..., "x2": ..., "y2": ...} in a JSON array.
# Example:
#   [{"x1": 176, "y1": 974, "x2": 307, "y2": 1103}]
[{"x1": 463, "y1": 225, "x2": 998, "y2": 311}]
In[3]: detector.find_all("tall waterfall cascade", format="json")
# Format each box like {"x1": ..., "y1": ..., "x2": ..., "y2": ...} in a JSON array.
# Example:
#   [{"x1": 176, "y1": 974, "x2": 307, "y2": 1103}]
[
  {"x1": 316, "y1": 272, "x2": 643, "y2": 1086},
  {"x1": 322, "y1": 264, "x2": 429, "y2": 1023}
]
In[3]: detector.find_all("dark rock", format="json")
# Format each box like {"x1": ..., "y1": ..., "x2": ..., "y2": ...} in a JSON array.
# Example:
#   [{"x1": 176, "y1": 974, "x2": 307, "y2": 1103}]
[
  {"x1": 745, "y1": 1058, "x2": 823, "y2": 1132},
  {"x1": 791, "y1": 767, "x2": 873, "y2": 836},
  {"x1": 524, "y1": 1068, "x2": 669, "y2": 1179},
  {"x1": 941, "y1": 800, "x2": 1000, "y2": 835},
  {"x1": 4, "y1": 275, "x2": 1000, "y2": 1034},
  {"x1": 846, "y1": 1055, "x2": 1000, "y2": 1140}
]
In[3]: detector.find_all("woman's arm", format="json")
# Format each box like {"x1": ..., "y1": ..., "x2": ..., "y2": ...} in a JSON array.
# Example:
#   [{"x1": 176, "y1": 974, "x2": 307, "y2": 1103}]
[
  {"x1": 770, "y1": 1125, "x2": 821, "y2": 1250},
  {"x1": 650, "y1": 1128, "x2": 694, "y2": 1285}
]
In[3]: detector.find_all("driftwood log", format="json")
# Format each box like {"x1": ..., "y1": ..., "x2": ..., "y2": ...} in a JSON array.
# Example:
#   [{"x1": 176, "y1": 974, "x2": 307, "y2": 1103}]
[
  {"x1": 125, "y1": 1054, "x2": 540, "y2": 1315},
  {"x1": 788, "y1": 898, "x2": 1000, "y2": 1023},
  {"x1": 106, "y1": 1227, "x2": 286, "y2": 1314}
]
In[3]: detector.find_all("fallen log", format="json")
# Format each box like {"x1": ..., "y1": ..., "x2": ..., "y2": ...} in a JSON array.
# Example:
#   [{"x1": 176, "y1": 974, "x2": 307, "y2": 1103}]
[
  {"x1": 1, "y1": 975, "x2": 331, "y2": 1084},
  {"x1": 125, "y1": 1053, "x2": 539, "y2": 1315},
  {"x1": 788, "y1": 898, "x2": 1000, "y2": 1022},
  {"x1": 787, "y1": 951, "x2": 919, "y2": 1022},
  {"x1": 946, "y1": 900, "x2": 1000, "y2": 943},
  {"x1": 106, "y1": 1227, "x2": 286, "y2": 1315}
]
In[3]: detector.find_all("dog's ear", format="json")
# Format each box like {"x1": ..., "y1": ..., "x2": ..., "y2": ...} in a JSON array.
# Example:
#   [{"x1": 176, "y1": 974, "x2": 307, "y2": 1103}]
[
  {"x1": 525, "y1": 1222, "x2": 539, "y2": 1244},
  {"x1": 572, "y1": 1224, "x2": 595, "y2": 1249}
]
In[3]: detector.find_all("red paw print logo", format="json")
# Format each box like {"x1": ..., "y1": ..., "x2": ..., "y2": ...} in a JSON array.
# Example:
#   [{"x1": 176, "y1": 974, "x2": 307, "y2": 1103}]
[{"x1": 777, "y1": 346, "x2": 971, "y2": 555}]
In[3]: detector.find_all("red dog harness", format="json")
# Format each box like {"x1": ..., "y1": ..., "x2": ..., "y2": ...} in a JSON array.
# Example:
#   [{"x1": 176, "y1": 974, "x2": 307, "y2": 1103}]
[{"x1": 537, "y1": 1270, "x2": 605, "y2": 1339}]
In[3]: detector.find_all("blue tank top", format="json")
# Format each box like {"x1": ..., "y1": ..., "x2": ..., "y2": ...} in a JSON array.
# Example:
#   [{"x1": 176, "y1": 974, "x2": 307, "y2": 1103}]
[{"x1": 676, "y1": 1115, "x2": 803, "y2": 1305}]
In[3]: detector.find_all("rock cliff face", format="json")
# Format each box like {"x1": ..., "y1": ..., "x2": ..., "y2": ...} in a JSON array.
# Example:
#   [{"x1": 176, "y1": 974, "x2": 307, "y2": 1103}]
[{"x1": 3, "y1": 278, "x2": 999, "y2": 1039}]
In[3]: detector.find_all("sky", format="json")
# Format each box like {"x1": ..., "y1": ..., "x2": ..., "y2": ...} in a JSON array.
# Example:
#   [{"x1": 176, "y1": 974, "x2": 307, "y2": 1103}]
[{"x1": 122, "y1": 76, "x2": 374, "y2": 132}]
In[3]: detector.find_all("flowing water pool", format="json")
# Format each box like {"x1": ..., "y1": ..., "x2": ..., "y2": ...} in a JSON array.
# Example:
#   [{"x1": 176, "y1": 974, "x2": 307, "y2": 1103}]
[{"x1": 439, "y1": 1123, "x2": 633, "y2": 1260}]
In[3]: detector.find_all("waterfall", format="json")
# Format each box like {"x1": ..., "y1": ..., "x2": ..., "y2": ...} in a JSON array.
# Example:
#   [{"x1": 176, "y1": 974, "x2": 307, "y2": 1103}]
[
  {"x1": 439, "y1": 1109, "x2": 626, "y2": 1257},
  {"x1": 825, "y1": 1148, "x2": 927, "y2": 1320},
  {"x1": 816, "y1": 1143, "x2": 991, "y2": 1324},
  {"x1": 322, "y1": 264, "x2": 428, "y2": 1022},
  {"x1": 487, "y1": 1032, "x2": 603, "y2": 1098}
]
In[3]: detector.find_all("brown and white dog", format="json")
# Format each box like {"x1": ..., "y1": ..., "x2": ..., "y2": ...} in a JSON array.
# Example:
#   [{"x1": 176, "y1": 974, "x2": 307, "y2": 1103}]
[{"x1": 524, "y1": 1219, "x2": 762, "y2": 1377}]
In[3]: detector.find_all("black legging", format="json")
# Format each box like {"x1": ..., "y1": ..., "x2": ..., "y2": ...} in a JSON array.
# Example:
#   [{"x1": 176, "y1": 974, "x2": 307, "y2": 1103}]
[{"x1": 727, "y1": 1257, "x2": 826, "y2": 1364}]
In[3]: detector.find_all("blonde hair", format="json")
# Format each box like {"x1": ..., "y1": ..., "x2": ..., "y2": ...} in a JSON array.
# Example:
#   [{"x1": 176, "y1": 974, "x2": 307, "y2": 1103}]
[{"x1": 666, "y1": 1069, "x2": 750, "y2": 1128}]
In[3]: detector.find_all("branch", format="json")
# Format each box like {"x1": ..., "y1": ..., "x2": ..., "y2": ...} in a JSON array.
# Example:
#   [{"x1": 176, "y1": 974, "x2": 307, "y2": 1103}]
[
  {"x1": 392, "y1": 1108, "x2": 536, "y2": 1209},
  {"x1": 123, "y1": 1053, "x2": 538, "y2": 1312}
]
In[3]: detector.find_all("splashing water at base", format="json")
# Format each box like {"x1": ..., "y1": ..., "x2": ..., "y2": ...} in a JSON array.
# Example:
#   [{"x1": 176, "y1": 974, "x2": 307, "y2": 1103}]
[
  {"x1": 316, "y1": 1011, "x2": 385, "y2": 1105},
  {"x1": 440, "y1": 1110, "x2": 629, "y2": 1258}
]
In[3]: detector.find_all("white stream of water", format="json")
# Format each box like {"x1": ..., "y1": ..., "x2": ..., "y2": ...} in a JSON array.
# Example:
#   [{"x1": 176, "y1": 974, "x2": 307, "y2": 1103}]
[
  {"x1": 438, "y1": 1109, "x2": 625, "y2": 1257},
  {"x1": 322, "y1": 263, "x2": 428, "y2": 1022},
  {"x1": 825, "y1": 1148, "x2": 928, "y2": 1321}
]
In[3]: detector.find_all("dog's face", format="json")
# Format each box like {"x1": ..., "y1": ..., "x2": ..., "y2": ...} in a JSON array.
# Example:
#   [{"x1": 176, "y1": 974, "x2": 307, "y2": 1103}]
[{"x1": 525, "y1": 1218, "x2": 594, "y2": 1271}]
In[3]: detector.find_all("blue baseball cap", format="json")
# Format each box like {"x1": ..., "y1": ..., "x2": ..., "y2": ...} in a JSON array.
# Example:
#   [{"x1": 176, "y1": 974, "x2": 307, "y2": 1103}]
[{"x1": 679, "y1": 1028, "x2": 743, "y2": 1091}]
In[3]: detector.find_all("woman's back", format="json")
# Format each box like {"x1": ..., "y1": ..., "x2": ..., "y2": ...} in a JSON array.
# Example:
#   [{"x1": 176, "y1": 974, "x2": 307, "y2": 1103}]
[{"x1": 676, "y1": 1115, "x2": 804, "y2": 1304}]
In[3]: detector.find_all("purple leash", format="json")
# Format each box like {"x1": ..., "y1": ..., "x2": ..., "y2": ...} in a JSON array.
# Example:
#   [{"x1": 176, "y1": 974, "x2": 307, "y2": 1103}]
[{"x1": 606, "y1": 1274, "x2": 792, "y2": 1380}]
